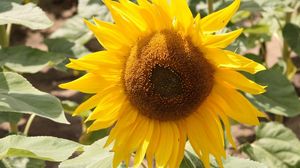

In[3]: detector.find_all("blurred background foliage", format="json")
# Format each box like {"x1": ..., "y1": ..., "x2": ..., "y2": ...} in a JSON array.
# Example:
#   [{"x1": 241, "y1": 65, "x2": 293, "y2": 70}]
[{"x1": 0, "y1": 0, "x2": 300, "y2": 167}]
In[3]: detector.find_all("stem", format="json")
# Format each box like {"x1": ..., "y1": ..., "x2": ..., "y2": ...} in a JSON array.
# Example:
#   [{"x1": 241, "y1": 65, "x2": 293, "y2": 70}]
[
  {"x1": 9, "y1": 123, "x2": 18, "y2": 133},
  {"x1": 0, "y1": 25, "x2": 9, "y2": 48},
  {"x1": 23, "y1": 114, "x2": 36, "y2": 135},
  {"x1": 6, "y1": 24, "x2": 11, "y2": 46},
  {"x1": 24, "y1": 0, "x2": 40, "y2": 4},
  {"x1": 1, "y1": 158, "x2": 13, "y2": 168},
  {"x1": 282, "y1": 12, "x2": 292, "y2": 63},
  {"x1": 275, "y1": 11, "x2": 294, "y2": 122},
  {"x1": 283, "y1": 11, "x2": 295, "y2": 80},
  {"x1": 274, "y1": 115, "x2": 284, "y2": 123},
  {"x1": 207, "y1": 0, "x2": 214, "y2": 14}
]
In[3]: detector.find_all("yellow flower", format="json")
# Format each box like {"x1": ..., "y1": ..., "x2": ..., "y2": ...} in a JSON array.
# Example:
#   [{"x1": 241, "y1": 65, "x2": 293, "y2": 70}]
[{"x1": 60, "y1": 0, "x2": 266, "y2": 167}]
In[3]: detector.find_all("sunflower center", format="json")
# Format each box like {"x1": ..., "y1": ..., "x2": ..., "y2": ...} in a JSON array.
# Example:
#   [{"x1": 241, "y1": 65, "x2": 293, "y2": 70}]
[
  {"x1": 123, "y1": 30, "x2": 215, "y2": 121},
  {"x1": 151, "y1": 65, "x2": 183, "y2": 98}
]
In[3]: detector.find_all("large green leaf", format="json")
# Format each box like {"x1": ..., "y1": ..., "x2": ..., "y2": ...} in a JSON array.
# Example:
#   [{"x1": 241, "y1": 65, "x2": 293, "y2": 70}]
[
  {"x1": 241, "y1": 122, "x2": 300, "y2": 168},
  {"x1": 0, "y1": 112, "x2": 22, "y2": 124},
  {"x1": 0, "y1": 157, "x2": 45, "y2": 168},
  {"x1": 182, "y1": 142, "x2": 267, "y2": 168},
  {"x1": 283, "y1": 23, "x2": 300, "y2": 56},
  {"x1": 44, "y1": 38, "x2": 90, "y2": 59},
  {"x1": 49, "y1": 0, "x2": 111, "y2": 57},
  {"x1": 78, "y1": 0, "x2": 111, "y2": 20},
  {"x1": 0, "y1": 72, "x2": 69, "y2": 124},
  {"x1": 245, "y1": 64, "x2": 300, "y2": 117},
  {"x1": 59, "y1": 137, "x2": 114, "y2": 168},
  {"x1": 0, "y1": 46, "x2": 65, "y2": 73},
  {"x1": 0, "y1": 135, "x2": 82, "y2": 161},
  {"x1": 50, "y1": 16, "x2": 92, "y2": 44},
  {"x1": 180, "y1": 150, "x2": 204, "y2": 168},
  {"x1": 0, "y1": 1, "x2": 52, "y2": 29}
]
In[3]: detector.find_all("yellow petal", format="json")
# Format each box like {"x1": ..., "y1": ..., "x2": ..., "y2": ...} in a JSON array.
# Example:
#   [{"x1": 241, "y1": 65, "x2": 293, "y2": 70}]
[
  {"x1": 138, "y1": 0, "x2": 172, "y2": 31},
  {"x1": 112, "y1": 148, "x2": 131, "y2": 168},
  {"x1": 110, "y1": 0, "x2": 149, "y2": 32},
  {"x1": 203, "y1": 48, "x2": 265, "y2": 74},
  {"x1": 203, "y1": 28, "x2": 243, "y2": 48},
  {"x1": 215, "y1": 69, "x2": 266, "y2": 94},
  {"x1": 225, "y1": 50, "x2": 266, "y2": 73},
  {"x1": 200, "y1": 0, "x2": 240, "y2": 32},
  {"x1": 104, "y1": 107, "x2": 138, "y2": 147},
  {"x1": 133, "y1": 120, "x2": 154, "y2": 168},
  {"x1": 167, "y1": 123, "x2": 180, "y2": 168},
  {"x1": 84, "y1": 19, "x2": 128, "y2": 50},
  {"x1": 87, "y1": 118, "x2": 117, "y2": 132},
  {"x1": 111, "y1": 115, "x2": 142, "y2": 150},
  {"x1": 213, "y1": 84, "x2": 260, "y2": 125},
  {"x1": 85, "y1": 90, "x2": 125, "y2": 122},
  {"x1": 185, "y1": 116, "x2": 209, "y2": 167},
  {"x1": 194, "y1": 110, "x2": 225, "y2": 157},
  {"x1": 103, "y1": 0, "x2": 140, "y2": 42},
  {"x1": 156, "y1": 122, "x2": 173, "y2": 167},
  {"x1": 126, "y1": 116, "x2": 151, "y2": 153},
  {"x1": 174, "y1": 121, "x2": 187, "y2": 167},
  {"x1": 146, "y1": 120, "x2": 160, "y2": 168},
  {"x1": 209, "y1": 101, "x2": 236, "y2": 148},
  {"x1": 67, "y1": 51, "x2": 123, "y2": 67},
  {"x1": 67, "y1": 59, "x2": 122, "y2": 78},
  {"x1": 59, "y1": 73, "x2": 115, "y2": 94},
  {"x1": 152, "y1": 0, "x2": 170, "y2": 14},
  {"x1": 120, "y1": 0, "x2": 156, "y2": 32},
  {"x1": 72, "y1": 93, "x2": 102, "y2": 116},
  {"x1": 170, "y1": 0, "x2": 193, "y2": 32},
  {"x1": 92, "y1": 17, "x2": 133, "y2": 45}
]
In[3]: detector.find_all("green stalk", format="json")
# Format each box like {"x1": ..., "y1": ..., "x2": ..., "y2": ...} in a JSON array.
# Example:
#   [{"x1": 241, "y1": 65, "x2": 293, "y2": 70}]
[
  {"x1": 9, "y1": 123, "x2": 18, "y2": 133},
  {"x1": 275, "y1": 11, "x2": 294, "y2": 123},
  {"x1": 24, "y1": 0, "x2": 39, "y2": 4},
  {"x1": 282, "y1": 12, "x2": 292, "y2": 63},
  {"x1": 274, "y1": 115, "x2": 284, "y2": 123},
  {"x1": 0, "y1": 25, "x2": 9, "y2": 48},
  {"x1": 1, "y1": 158, "x2": 13, "y2": 168},
  {"x1": 207, "y1": 0, "x2": 214, "y2": 14},
  {"x1": 283, "y1": 12, "x2": 296, "y2": 81},
  {"x1": 23, "y1": 114, "x2": 36, "y2": 135}
]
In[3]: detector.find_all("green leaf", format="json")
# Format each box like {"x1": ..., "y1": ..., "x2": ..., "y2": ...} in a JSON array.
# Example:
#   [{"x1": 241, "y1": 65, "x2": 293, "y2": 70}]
[
  {"x1": 50, "y1": 16, "x2": 92, "y2": 44},
  {"x1": 0, "y1": 72, "x2": 69, "y2": 124},
  {"x1": 239, "y1": 0, "x2": 264, "y2": 12},
  {"x1": 244, "y1": 25, "x2": 270, "y2": 34},
  {"x1": 59, "y1": 137, "x2": 114, "y2": 168},
  {"x1": 283, "y1": 23, "x2": 300, "y2": 56},
  {"x1": 180, "y1": 150, "x2": 204, "y2": 168},
  {"x1": 49, "y1": 1, "x2": 111, "y2": 57},
  {"x1": 44, "y1": 38, "x2": 90, "y2": 59},
  {"x1": 0, "y1": 112, "x2": 22, "y2": 124},
  {"x1": 78, "y1": 0, "x2": 111, "y2": 20},
  {"x1": 241, "y1": 122, "x2": 300, "y2": 168},
  {"x1": 245, "y1": 64, "x2": 300, "y2": 117},
  {"x1": 0, "y1": 157, "x2": 45, "y2": 168},
  {"x1": 222, "y1": 157, "x2": 267, "y2": 168},
  {"x1": 0, "y1": 46, "x2": 65, "y2": 73},
  {"x1": 0, "y1": 135, "x2": 83, "y2": 161},
  {"x1": 231, "y1": 11, "x2": 251, "y2": 23},
  {"x1": 0, "y1": 1, "x2": 52, "y2": 30}
]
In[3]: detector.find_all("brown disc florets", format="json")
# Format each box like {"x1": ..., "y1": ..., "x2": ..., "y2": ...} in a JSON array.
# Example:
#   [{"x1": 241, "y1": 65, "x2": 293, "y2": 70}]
[{"x1": 123, "y1": 30, "x2": 215, "y2": 121}]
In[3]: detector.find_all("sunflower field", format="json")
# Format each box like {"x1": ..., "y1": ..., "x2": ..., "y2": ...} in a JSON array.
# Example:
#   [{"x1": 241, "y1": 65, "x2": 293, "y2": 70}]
[{"x1": 1, "y1": 0, "x2": 300, "y2": 167}]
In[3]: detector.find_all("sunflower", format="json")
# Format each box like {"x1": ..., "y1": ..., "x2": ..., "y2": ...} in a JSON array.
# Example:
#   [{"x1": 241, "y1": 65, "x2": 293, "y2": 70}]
[{"x1": 60, "y1": 0, "x2": 266, "y2": 167}]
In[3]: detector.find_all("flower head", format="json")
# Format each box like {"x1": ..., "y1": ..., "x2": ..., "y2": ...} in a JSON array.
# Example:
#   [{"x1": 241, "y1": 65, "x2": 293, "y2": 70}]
[{"x1": 60, "y1": 0, "x2": 266, "y2": 167}]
